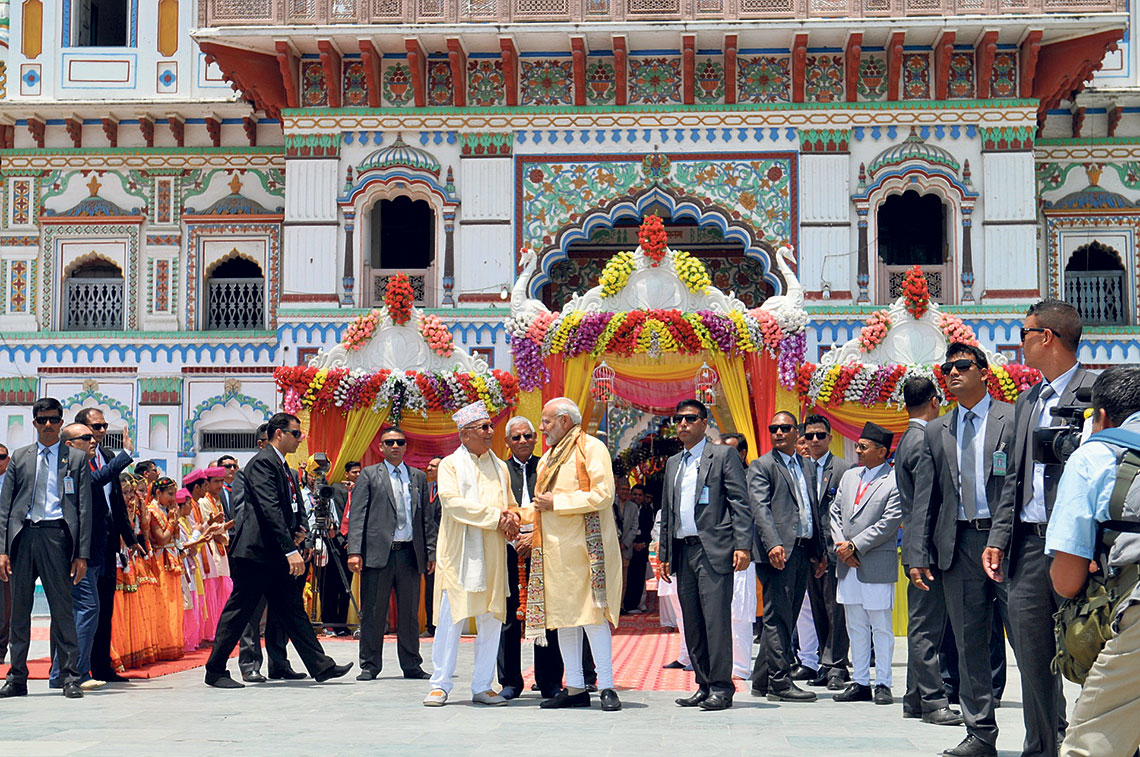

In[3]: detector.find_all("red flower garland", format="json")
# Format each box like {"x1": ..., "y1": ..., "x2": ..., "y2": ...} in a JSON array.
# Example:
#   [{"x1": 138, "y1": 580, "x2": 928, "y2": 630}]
[
  {"x1": 901, "y1": 265, "x2": 930, "y2": 320},
  {"x1": 385, "y1": 273, "x2": 415, "y2": 325},
  {"x1": 638, "y1": 215, "x2": 668, "y2": 267}
]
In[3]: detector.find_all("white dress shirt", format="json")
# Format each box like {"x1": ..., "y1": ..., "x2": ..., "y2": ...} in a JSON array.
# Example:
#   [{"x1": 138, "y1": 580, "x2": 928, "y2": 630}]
[
  {"x1": 956, "y1": 393, "x2": 993, "y2": 520},
  {"x1": 271, "y1": 445, "x2": 299, "y2": 557},
  {"x1": 32, "y1": 441, "x2": 64, "y2": 521},
  {"x1": 1023, "y1": 363, "x2": 1080, "y2": 524},
  {"x1": 675, "y1": 438, "x2": 706, "y2": 539},
  {"x1": 385, "y1": 460, "x2": 414, "y2": 542},
  {"x1": 776, "y1": 449, "x2": 814, "y2": 539}
]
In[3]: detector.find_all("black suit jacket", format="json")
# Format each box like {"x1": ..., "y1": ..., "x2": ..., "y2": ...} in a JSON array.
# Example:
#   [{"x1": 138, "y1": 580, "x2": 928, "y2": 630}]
[
  {"x1": 896, "y1": 419, "x2": 934, "y2": 569},
  {"x1": 988, "y1": 367, "x2": 1097, "y2": 575},
  {"x1": 807, "y1": 452, "x2": 853, "y2": 564},
  {"x1": 746, "y1": 450, "x2": 822, "y2": 563},
  {"x1": 913, "y1": 399, "x2": 1015, "y2": 571},
  {"x1": 659, "y1": 440, "x2": 751, "y2": 574},
  {"x1": 88, "y1": 447, "x2": 137, "y2": 567},
  {"x1": 347, "y1": 462, "x2": 436, "y2": 573},
  {"x1": 506, "y1": 455, "x2": 538, "y2": 506},
  {"x1": 0, "y1": 441, "x2": 93, "y2": 561},
  {"x1": 229, "y1": 446, "x2": 306, "y2": 566}
]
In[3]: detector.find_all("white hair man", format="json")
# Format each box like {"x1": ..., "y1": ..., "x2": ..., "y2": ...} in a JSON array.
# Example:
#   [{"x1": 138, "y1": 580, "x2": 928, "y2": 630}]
[
  {"x1": 423, "y1": 402, "x2": 520, "y2": 707},
  {"x1": 523, "y1": 397, "x2": 622, "y2": 712}
]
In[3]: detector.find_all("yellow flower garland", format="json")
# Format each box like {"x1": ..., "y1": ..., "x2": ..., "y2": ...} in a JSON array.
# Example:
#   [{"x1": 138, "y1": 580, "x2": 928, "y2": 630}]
[
  {"x1": 672, "y1": 250, "x2": 711, "y2": 294},
  {"x1": 599, "y1": 251, "x2": 636, "y2": 297}
]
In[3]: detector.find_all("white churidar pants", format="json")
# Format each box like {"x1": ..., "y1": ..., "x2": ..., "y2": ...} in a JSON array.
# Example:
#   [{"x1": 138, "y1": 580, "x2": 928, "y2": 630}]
[
  {"x1": 429, "y1": 590, "x2": 503, "y2": 696},
  {"x1": 843, "y1": 603, "x2": 894, "y2": 688},
  {"x1": 557, "y1": 623, "x2": 615, "y2": 690}
]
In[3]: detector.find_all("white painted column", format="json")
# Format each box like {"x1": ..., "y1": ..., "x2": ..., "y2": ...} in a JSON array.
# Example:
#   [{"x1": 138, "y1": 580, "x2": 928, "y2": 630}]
[
  {"x1": 457, "y1": 156, "x2": 513, "y2": 304},
  {"x1": 980, "y1": 151, "x2": 1037, "y2": 300},
  {"x1": 798, "y1": 153, "x2": 852, "y2": 301},
  {"x1": 283, "y1": 157, "x2": 340, "y2": 304}
]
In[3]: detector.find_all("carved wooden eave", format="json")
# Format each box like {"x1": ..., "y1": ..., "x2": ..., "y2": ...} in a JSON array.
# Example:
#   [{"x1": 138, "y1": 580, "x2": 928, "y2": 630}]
[{"x1": 1032, "y1": 29, "x2": 1124, "y2": 124}]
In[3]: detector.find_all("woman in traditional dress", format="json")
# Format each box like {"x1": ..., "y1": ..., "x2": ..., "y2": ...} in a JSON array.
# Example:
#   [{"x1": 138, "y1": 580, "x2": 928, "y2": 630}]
[
  {"x1": 176, "y1": 487, "x2": 208, "y2": 653},
  {"x1": 146, "y1": 478, "x2": 185, "y2": 660},
  {"x1": 128, "y1": 476, "x2": 158, "y2": 667}
]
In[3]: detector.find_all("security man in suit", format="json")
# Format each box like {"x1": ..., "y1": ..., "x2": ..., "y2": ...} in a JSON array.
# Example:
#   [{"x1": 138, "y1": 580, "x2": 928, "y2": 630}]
[
  {"x1": 203, "y1": 412, "x2": 352, "y2": 688},
  {"x1": 830, "y1": 422, "x2": 902, "y2": 706},
  {"x1": 983, "y1": 300, "x2": 1095, "y2": 757},
  {"x1": 748, "y1": 411, "x2": 824, "y2": 702},
  {"x1": 348, "y1": 426, "x2": 435, "y2": 681},
  {"x1": 898, "y1": 377, "x2": 964, "y2": 726},
  {"x1": 0, "y1": 397, "x2": 93, "y2": 699},
  {"x1": 797, "y1": 414, "x2": 853, "y2": 690},
  {"x1": 912, "y1": 342, "x2": 1016, "y2": 757},
  {"x1": 659, "y1": 399, "x2": 751, "y2": 711}
]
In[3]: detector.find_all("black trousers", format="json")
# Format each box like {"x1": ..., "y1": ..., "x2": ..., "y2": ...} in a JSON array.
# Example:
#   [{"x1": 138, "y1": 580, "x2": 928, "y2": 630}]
[
  {"x1": 941, "y1": 582, "x2": 1010, "y2": 702},
  {"x1": 90, "y1": 545, "x2": 121, "y2": 678},
  {"x1": 207, "y1": 557, "x2": 335, "y2": 678},
  {"x1": 1008, "y1": 531, "x2": 1068, "y2": 756},
  {"x1": 623, "y1": 547, "x2": 648, "y2": 612},
  {"x1": 0, "y1": 570, "x2": 12, "y2": 662},
  {"x1": 903, "y1": 566, "x2": 951, "y2": 715},
  {"x1": 498, "y1": 543, "x2": 565, "y2": 696},
  {"x1": 806, "y1": 560, "x2": 849, "y2": 678},
  {"x1": 943, "y1": 527, "x2": 1005, "y2": 747},
  {"x1": 676, "y1": 539, "x2": 734, "y2": 698},
  {"x1": 6, "y1": 524, "x2": 80, "y2": 685},
  {"x1": 752, "y1": 546, "x2": 810, "y2": 691},
  {"x1": 237, "y1": 580, "x2": 301, "y2": 677},
  {"x1": 358, "y1": 547, "x2": 423, "y2": 674}
]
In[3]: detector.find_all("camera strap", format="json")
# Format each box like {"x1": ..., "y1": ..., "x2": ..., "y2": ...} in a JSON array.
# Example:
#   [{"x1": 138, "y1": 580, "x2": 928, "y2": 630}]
[{"x1": 1088, "y1": 429, "x2": 1140, "y2": 547}]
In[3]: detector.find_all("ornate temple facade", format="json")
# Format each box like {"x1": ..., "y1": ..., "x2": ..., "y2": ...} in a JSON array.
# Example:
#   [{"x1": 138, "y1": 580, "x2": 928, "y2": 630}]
[{"x1": 2, "y1": 0, "x2": 1140, "y2": 470}]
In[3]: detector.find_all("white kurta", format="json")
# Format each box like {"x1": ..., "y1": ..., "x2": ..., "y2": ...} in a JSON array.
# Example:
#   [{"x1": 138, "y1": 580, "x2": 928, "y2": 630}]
[{"x1": 836, "y1": 566, "x2": 895, "y2": 611}]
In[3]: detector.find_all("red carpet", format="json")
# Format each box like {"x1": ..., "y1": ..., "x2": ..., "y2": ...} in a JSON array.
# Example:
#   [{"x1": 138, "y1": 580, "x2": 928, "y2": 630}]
[{"x1": 3, "y1": 645, "x2": 237, "y2": 680}]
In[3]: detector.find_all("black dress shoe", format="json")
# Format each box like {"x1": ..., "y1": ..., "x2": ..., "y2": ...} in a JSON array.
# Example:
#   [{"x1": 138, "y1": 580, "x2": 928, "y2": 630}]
[
  {"x1": 599, "y1": 688, "x2": 621, "y2": 711},
  {"x1": 242, "y1": 671, "x2": 267, "y2": 683},
  {"x1": 809, "y1": 672, "x2": 830, "y2": 687},
  {"x1": 750, "y1": 685, "x2": 767, "y2": 697},
  {"x1": 62, "y1": 683, "x2": 84, "y2": 699},
  {"x1": 767, "y1": 683, "x2": 817, "y2": 702},
  {"x1": 789, "y1": 664, "x2": 817, "y2": 682},
  {"x1": 923, "y1": 707, "x2": 964, "y2": 726},
  {"x1": 873, "y1": 685, "x2": 893, "y2": 705},
  {"x1": 826, "y1": 676, "x2": 846, "y2": 691},
  {"x1": 269, "y1": 669, "x2": 308, "y2": 681},
  {"x1": 698, "y1": 693, "x2": 733, "y2": 711},
  {"x1": 942, "y1": 735, "x2": 997, "y2": 757},
  {"x1": 403, "y1": 668, "x2": 430, "y2": 680},
  {"x1": 540, "y1": 688, "x2": 591, "y2": 709},
  {"x1": 205, "y1": 673, "x2": 245, "y2": 689},
  {"x1": 585, "y1": 683, "x2": 598, "y2": 693},
  {"x1": 834, "y1": 682, "x2": 873, "y2": 702},
  {"x1": 676, "y1": 689, "x2": 709, "y2": 707},
  {"x1": 902, "y1": 708, "x2": 922, "y2": 719},
  {"x1": 0, "y1": 682, "x2": 28, "y2": 698},
  {"x1": 356, "y1": 669, "x2": 378, "y2": 681},
  {"x1": 94, "y1": 671, "x2": 129, "y2": 683},
  {"x1": 314, "y1": 662, "x2": 353, "y2": 683},
  {"x1": 662, "y1": 660, "x2": 686, "y2": 670}
]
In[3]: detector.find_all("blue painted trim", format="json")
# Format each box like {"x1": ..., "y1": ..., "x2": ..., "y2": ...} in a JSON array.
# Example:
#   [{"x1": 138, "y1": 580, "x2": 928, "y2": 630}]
[
  {"x1": 587, "y1": 51, "x2": 614, "y2": 57},
  {"x1": 60, "y1": 389, "x2": 138, "y2": 444},
  {"x1": 629, "y1": 49, "x2": 681, "y2": 56},
  {"x1": 807, "y1": 47, "x2": 843, "y2": 53},
  {"x1": 182, "y1": 389, "x2": 272, "y2": 455}
]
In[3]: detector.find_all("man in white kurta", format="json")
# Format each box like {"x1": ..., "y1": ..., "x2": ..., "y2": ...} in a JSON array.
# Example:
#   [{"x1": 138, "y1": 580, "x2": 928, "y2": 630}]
[
  {"x1": 527, "y1": 398, "x2": 622, "y2": 712},
  {"x1": 424, "y1": 402, "x2": 519, "y2": 707}
]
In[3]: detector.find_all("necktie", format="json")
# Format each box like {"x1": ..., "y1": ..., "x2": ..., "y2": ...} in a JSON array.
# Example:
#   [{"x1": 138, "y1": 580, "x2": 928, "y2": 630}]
[
  {"x1": 788, "y1": 457, "x2": 810, "y2": 536},
  {"x1": 393, "y1": 467, "x2": 407, "y2": 531},
  {"x1": 30, "y1": 447, "x2": 51, "y2": 522},
  {"x1": 960, "y1": 410, "x2": 979, "y2": 519}
]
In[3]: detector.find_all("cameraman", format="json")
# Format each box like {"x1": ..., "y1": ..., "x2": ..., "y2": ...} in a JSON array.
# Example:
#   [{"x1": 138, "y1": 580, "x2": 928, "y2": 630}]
[
  {"x1": 983, "y1": 300, "x2": 1096, "y2": 756},
  {"x1": 1046, "y1": 365, "x2": 1140, "y2": 756}
]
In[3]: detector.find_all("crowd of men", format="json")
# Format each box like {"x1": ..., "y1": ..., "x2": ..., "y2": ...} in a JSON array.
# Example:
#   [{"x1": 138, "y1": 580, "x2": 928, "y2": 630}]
[{"x1": 1, "y1": 298, "x2": 1139, "y2": 757}]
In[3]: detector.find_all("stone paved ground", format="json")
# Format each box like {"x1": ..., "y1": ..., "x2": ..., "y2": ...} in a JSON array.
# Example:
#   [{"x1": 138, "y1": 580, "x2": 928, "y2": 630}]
[{"x1": 2, "y1": 616, "x2": 1082, "y2": 756}]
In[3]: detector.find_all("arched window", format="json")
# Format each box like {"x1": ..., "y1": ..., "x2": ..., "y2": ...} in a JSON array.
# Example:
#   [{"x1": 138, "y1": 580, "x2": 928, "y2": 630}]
[
  {"x1": 1065, "y1": 241, "x2": 1127, "y2": 325},
  {"x1": 367, "y1": 196, "x2": 435, "y2": 306},
  {"x1": 877, "y1": 190, "x2": 950, "y2": 303},
  {"x1": 206, "y1": 255, "x2": 265, "y2": 330},
  {"x1": 64, "y1": 258, "x2": 124, "y2": 330}
]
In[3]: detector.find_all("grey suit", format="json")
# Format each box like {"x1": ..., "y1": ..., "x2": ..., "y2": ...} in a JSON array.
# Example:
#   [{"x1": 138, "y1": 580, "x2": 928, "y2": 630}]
[
  {"x1": 747, "y1": 449, "x2": 821, "y2": 692},
  {"x1": 913, "y1": 400, "x2": 1015, "y2": 747},
  {"x1": 897, "y1": 419, "x2": 951, "y2": 716},
  {"x1": 989, "y1": 366, "x2": 1094, "y2": 756},
  {"x1": 660, "y1": 440, "x2": 751, "y2": 698},
  {"x1": 0, "y1": 441, "x2": 93, "y2": 686},
  {"x1": 806, "y1": 452, "x2": 853, "y2": 681},
  {"x1": 830, "y1": 466, "x2": 902, "y2": 585},
  {"x1": 348, "y1": 461, "x2": 437, "y2": 675}
]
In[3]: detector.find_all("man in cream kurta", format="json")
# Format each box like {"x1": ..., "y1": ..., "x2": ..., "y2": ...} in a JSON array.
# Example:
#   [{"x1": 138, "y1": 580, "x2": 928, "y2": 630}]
[
  {"x1": 424, "y1": 402, "x2": 519, "y2": 707},
  {"x1": 527, "y1": 397, "x2": 622, "y2": 712}
]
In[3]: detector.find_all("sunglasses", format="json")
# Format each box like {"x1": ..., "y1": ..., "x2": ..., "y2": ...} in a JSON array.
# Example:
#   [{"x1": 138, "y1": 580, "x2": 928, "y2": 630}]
[
  {"x1": 382, "y1": 439, "x2": 407, "y2": 447},
  {"x1": 803, "y1": 431, "x2": 829, "y2": 441},
  {"x1": 71, "y1": 434, "x2": 95, "y2": 442},
  {"x1": 285, "y1": 429, "x2": 303, "y2": 439},
  {"x1": 0, "y1": 453, "x2": 7, "y2": 461},
  {"x1": 672, "y1": 413, "x2": 702, "y2": 424},
  {"x1": 510, "y1": 433, "x2": 535, "y2": 442},
  {"x1": 855, "y1": 441, "x2": 883, "y2": 452},
  {"x1": 34, "y1": 416, "x2": 63, "y2": 425},
  {"x1": 465, "y1": 422, "x2": 495, "y2": 433},
  {"x1": 940, "y1": 359, "x2": 980, "y2": 375},
  {"x1": 89, "y1": 423, "x2": 109, "y2": 432},
  {"x1": 1020, "y1": 327, "x2": 1048, "y2": 342},
  {"x1": 223, "y1": 463, "x2": 238, "y2": 470},
  {"x1": 768, "y1": 423, "x2": 794, "y2": 434}
]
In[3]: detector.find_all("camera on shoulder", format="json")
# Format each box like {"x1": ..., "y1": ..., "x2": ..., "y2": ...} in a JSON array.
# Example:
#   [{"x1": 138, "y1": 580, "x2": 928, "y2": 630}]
[{"x1": 1033, "y1": 386, "x2": 1093, "y2": 466}]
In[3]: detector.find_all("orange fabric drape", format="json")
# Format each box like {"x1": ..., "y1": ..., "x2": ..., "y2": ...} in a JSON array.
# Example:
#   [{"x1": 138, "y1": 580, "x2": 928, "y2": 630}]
[{"x1": 746, "y1": 353, "x2": 780, "y2": 457}]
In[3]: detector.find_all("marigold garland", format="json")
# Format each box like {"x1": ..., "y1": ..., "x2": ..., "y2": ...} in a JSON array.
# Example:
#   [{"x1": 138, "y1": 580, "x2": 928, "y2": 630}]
[
  {"x1": 599, "y1": 251, "x2": 636, "y2": 298},
  {"x1": 673, "y1": 250, "x2": 712, "y2": 294},
  {"x1": 638, "y1": 214, "x2": 668, "y2": 266}
]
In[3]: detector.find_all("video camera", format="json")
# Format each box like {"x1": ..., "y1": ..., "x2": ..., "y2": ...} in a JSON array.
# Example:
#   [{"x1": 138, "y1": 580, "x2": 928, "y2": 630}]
[
  {"x1": 304, "y1": 453, "x2": 337, "y2": 558},
  {"x1": 1033, "y1": 386, "x2": 1093, "y2": 466}
]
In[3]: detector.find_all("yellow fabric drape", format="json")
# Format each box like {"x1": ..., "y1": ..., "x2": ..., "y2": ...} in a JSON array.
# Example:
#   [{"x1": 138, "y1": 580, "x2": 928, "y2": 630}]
[
  {"x1": 563, "y1": 354, "x2": 597, "y2": 425},
  {"x1": 518, "y1": 389, "x2": 544, "y2": 434},
  {"x1": 289, "y1": 409, "x2": 312, "y2": 468},
  {"x1": 329, "y1": 407, "x2": 389, "y2": 483},
  {"x1": 820, "y1": 402, "x2": 911, "y2": 433},
  {"x1": 606, "y1": 353, "x2": 707, "y2": 381},
  {"x1": 712, "y1": 354, "x2": 760, "y2": 463}
]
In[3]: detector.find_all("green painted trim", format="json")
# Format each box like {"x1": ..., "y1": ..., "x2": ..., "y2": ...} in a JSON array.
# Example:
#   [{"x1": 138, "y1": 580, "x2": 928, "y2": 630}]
[
  {"x1": 1083, "y1": 325, "x2": 1140, "y2": 336},
  {"x1": 284, "y1": 99, "x2": 1039, "y2": 119},
  {"x1": 0, "y1": 146, "x2": 286, "y2": 157},
  {"x1": 1036, "y1": 137, "x2": 1140, "y2": 147}
]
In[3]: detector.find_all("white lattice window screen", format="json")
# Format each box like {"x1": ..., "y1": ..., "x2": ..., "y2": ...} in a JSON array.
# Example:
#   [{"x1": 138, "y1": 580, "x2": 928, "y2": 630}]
[
  {"x1": 463, "y1": 0, "x2": 498, "y2": 14},
  {"x1": 585, "y1": 0, "x2": 611, "y2": 12},
  {"x1": 287, "y1": 0, "x2": 318, "y2": 16},
  {"x1": 331, "y1": 0, "x2": 359, "y2": 16},
  {"x1": 809, "y1": 0, "x2": 848, "y2": 12},
  {"x1": 740, "y1": 0, "x2": 794, "y2": 13},
  {"x1": 696, "y1": 0, "x2": 723, "y2": 11},
  {"x1": 905, "y1": 0, "x2": 942, "y2": 10}
]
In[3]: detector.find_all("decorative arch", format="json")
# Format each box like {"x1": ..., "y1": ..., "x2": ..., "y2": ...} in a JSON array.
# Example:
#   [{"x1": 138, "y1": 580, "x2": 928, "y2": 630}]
[
  {"x1": 529, "y1": 184, "x2": 784, "y2": 298},
  {"x1": 205, "y1": 249, "x2": 264, "y2": 278},
  {"x1": 60, "y1": 388, "x2": 137, "y2": 442},
  {"x1": 181, "y1": 388, "x2": 272, "y2": 454},
  {"x1": 1066, "y1": 240, "x2": 1126, "y2": 271},
  {"x1": 63, "y1": 252, "x2": 123, "y2": 278}
]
